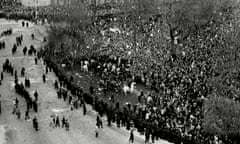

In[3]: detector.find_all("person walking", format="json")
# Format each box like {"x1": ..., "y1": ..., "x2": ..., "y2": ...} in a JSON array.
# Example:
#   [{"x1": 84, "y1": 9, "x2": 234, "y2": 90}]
[
  {"x1": 16, "y1": 108, "x2": 21, "y2": 119},
  {"x1": 1, "y1": 72, "x2": 3, "y2": 81},
  {"x1": 0, "y1": 94, "x2": 1, "y2": 114},
  {"x1": 95, "y1": 126, "x2": 99, "y2": 137},
  {"x1": 129, "y1": 128, "x2": 135, "y2": 144},
  {"x1": 25, "y1": 110, "x2": 30, "y2": 120},
  {"x1": 55, "y1": 116, "x2": 60, "y2": 127},
  {"x1": 31, "y1": 34, "x2": 34, "y2": 40},
  {"x1": 83, "y1": 102, "x2": 87, "y2": 115},
  {"x1": 46, "y1": 66, "x2": 48, "y2": 74},
  {"x1": 35, "y1": 57, "x2": 38, "y2": 65},
  {"x1": 65, "y1": 119, "x2": 69, "y2": 131},
  {"x1": 96, "y1": 114, "x2": 103, "y2": 128},
  {"x1": 61, "y1": 116, "x2": 65, "y2": 128},
  {"x1": 34, "y1": 90, "x2": 38, "y2": 101},
  {"x1": 33, "y1": 116, "x2": 39, "y2": 131},
  {"x1": 42, "y1": 74, "x2": 46, "y2": 83}
]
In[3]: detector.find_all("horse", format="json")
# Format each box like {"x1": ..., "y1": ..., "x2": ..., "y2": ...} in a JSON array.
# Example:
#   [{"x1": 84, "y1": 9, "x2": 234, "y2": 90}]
[
  {"x1": 122, "y1": 82, "x2": 140, "y2": 96},
  {"x1": 81, "y1": 60, "x2": 89, "y2": 72},
  {"x1": 83, "y1": 64, "x2": 88, "y2": 72}
]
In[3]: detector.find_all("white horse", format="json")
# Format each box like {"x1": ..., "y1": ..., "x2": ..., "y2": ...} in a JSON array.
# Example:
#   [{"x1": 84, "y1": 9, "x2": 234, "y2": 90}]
[
  {"x1": 83, "y1": 64, "x2": 88, "y2": 72},
  {"x1": 122, "y1": 82, "x2": 140, "y2": 96},
  {"x1": 81, "y1": 60, "x2": 89, "y2": 72}
]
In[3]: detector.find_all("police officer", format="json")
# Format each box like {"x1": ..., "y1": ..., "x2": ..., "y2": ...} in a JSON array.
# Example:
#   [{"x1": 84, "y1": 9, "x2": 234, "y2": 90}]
[{"x1": 42, "y1": 74, "x2": 46, "y2": 83}]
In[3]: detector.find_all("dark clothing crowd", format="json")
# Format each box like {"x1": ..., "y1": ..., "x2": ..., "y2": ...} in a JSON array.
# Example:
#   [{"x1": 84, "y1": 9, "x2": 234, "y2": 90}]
[
  {"x1": 39, "y1": 12, "x2": 240, "y2": 144},
  {"x1": 1, "y1": 28, "x2": 12, "y2": 37},
  {"x1": 3, "y1": 5, "x2": 240, "y2": 144}
]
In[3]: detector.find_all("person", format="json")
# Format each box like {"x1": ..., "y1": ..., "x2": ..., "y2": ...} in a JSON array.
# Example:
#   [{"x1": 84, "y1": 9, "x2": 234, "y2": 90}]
[
  {"x1": 109, "y1": 95, "x2": 114, "y2": 103},
  {"x1": 83, "y1": 102, "x2": 87, "y2": 115},
  {"x1": 43, "y1": 37, "x2": 47, "y2": 42},
  {"x1": 14, "y1": 70, "x2": 17, "y2": 80},
  {"x1": 95, "y1": 126, "x2": 99, "y2": 137},
  {"x1": 33, "y1": 100, "x2": 38, "y2": 112},
  {"x1": 96, "y1": 114, "x2": 103, "y2": 128},
  {"x1": 61, "y1": 116, "x2": 66, "y2": 128},
  {"x1": 0, "y1": 94, "x2": 1, "y2": 114},
  {"x1": 145, "y1": 128, "x2": 150, "y2": 144},
  {"x1": 129, "y1": 128, "x2": 135, "y2": 144},
  {"x1": 1, "y1": 72, "x2": 3, "y2": 80},
  {"x1": 22, "y1": 21, "x2": 25, "y2": 27},
  {"x1": 34, "y1": 90, "x2": 38, "y2": 101},
  {"x1": 52, "y1": 116, "x2": 56, "y2": 128},
  {"x1": 35, "y1": 57, "x2": 38, "y2": 65},
  {"x1": 69, "y1": 95, "x2": 72, "y2": 105},
  {"x1": 33, "y1": 116, "x2": 39, "y2": 131},
  {"x1": 65, "y1": 119, "x2": 69, "y2": 131},
  {"x1": 107, "y1": 112, "x2": 112, "y2": 126},
  {"x1": 15, "y1": 97, "x2": 19, "y2": 107},
  {"x1": 46, "y1": 66, "x2": 48, "y2": 74},
  {"x1": 25, "y1": 110, "x2": 30, "y2": 120},
  {"x1": 16, "y1": 108, "x2": 21, "y2": 119},
  {"x1": 31, "y1": 34, "x2": 34, "y2": 40},
  {"x1": 55, "y1": 116, "x2": 60, "y2": 127},
  {"x1": 54, "y1": 80, "x2": 59, "y2": 89},
  {"x1": 89, "y1": 86, "x2": 94, "y2": 95},
  {"x1": 23, "y1": 46, "x2": 27, "y2": 55},
  {"x1": 42, "y1": 74, "x2": 46, "y2": 83},
  {"x1": 21, "y1": 67, "x2": 25, "y2": 77}
]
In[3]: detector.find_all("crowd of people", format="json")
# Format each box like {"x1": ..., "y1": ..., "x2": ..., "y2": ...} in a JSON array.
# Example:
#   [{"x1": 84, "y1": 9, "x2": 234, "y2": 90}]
[
  {"x1": 42, "y1": 10, "x2": 239, "y2": 144},
  {"x1": 0, "y1": 0, "x2": 21, "y2": 10},
  {"x1": 1, "y1": 3, "x2": 240, "y2": 144},
  {"x1": 49, "y1": 115, "x2": 70, "y2": 131},
  {"x1": 0, "y1": 30, "x2": 42, "y2": 131},
  {"x1": 1, "y1": 28, "x2": 12, "y2": 37}
]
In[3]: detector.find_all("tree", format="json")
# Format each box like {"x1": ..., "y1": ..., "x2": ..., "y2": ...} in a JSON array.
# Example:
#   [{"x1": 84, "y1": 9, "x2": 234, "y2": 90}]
[
  {"x1": 203, "y1": 96, "x2": 240, "y2": 142},
  {"x1": 157, "y1": 0, "x2": 237, "y2": 56}
]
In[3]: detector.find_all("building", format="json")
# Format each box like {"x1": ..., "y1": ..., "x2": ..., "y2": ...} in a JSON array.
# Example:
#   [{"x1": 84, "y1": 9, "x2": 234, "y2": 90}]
[
  {"x1": 86, "y1": 0, "x2": 133, "y2": 6},
  {"x1": 21, "y1": 0, "x2": 51, "y2": 7},
  {"x1": 20, "y1": 0, "x2": 76, "y2": 7},
  {"x1": 50, "y1": 0, "x2": 72, "y2": 6}
]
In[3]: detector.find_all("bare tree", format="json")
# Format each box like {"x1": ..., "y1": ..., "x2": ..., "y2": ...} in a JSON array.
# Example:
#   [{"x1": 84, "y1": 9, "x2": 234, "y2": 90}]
[{"x1": 203, "y1": 96, "x2": 240, "y2": 141}]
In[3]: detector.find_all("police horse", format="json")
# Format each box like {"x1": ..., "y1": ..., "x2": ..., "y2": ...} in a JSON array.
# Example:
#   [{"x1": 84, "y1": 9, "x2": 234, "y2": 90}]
[{"x1": 122, "y1": 81, "x2": 140, "y2": 96}]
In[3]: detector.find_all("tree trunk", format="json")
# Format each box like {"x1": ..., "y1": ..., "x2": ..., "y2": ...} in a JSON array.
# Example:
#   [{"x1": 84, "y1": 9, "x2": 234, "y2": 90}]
[{"x1": 168, "y1": 23, "x2": 176, "y2": 57}]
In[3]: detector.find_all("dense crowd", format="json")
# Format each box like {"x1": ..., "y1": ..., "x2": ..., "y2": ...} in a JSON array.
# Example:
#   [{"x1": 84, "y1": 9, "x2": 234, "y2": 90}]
[
  {"x1": 47, "y1": 12, "x2": 240, "y2": 144},
  {"x1": 0, "y1": 0, "x2": 21, "y2": 9},
  {"x1": 2, "y1": 4, "x2": 240, "y2": 144}
]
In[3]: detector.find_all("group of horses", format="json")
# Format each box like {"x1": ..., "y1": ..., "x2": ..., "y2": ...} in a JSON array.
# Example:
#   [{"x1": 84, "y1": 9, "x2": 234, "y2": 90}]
[{"x1": 78, "y1": 58, "x2": 141, "y2": 96}]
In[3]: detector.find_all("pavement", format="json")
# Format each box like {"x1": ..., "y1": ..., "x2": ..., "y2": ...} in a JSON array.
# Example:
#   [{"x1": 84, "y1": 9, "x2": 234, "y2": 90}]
[{"x1": 0, "y1": 18, "x2": 173, "y2": 144}]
